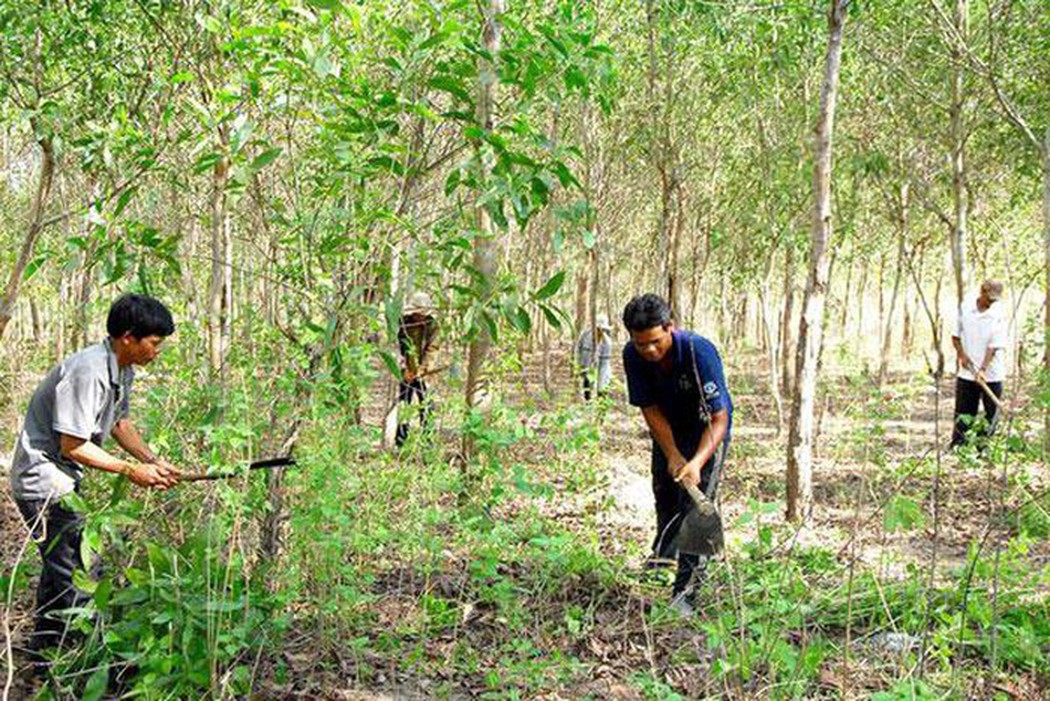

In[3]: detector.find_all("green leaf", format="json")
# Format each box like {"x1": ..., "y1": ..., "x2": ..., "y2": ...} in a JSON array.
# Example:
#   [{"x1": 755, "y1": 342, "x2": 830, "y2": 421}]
[
  {"x1": 367, "y1": 155, "x2": 404, "y2": 175},
  {"x1": 72, "y1": 568, "x2": 98, "y2": 595},
  {"x1": 552, "y1": 161, "x2": 579, "y2": 188},
  {"x1": 884, "y1": 495, "x2": 925, "y2": 532},
  {"x1": 479, "y1": 310, "x2": 499, "y2": 343},
  {"x1": 428, "y1": 75, "x2": 471, "y2": 102},
  {"x1": 533, "y1": 271, "x2": 565, "y2": 300},
  {"x1": 306, "y1": 0, "x2": 341, "y2": 9},
  {"x1": 418, "y1": 31, "x2": 451, "y2": 52},
  {"x1": 202, "y1": 16, "x2": 223, "y2": 34},
  {"x1": 378, "y1": 350, "x2": 401, "y2": 379},
  {"x1": 539, "y1": 303, "x2": 562, "y2": 330},
  {"x1": 82, "y1": 666, "x2": 110, "y2": 701},
  {"x1": 250, "y1": 147, "x2": 282, "y2": 171},
  {"x1": 503, "y1": 306, "x2": 529, "y2": 333},
  {"x1": 61, "y1": 491, "x2": 89, "y2": 513},
  {"x1": 113, "y1": 186, "x2": 138, "y2": 218},
  {"x1": 193, "y1": 152, "x2": 223, "y2": 175},
  {"x1": 94, "y1": 577, "x2": 113, "y2": 609},
  {"x1": 445, "y1": 168, "x2": 461, "y2": 197},
  {"x1": 22, "y1": 253, "x2": 48, "y2": 282},
  {"x1": 384, "y1": 298, "x2": 402, "y2": 338}
]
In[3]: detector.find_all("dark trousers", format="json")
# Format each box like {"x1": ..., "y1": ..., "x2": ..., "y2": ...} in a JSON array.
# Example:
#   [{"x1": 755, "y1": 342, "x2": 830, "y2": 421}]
[
  {"x1": 395, "y1": 377, "x2": 429, "y2": 447},
  {"x1": 580, "y1": 371, "x2": 607, "y2": 401},
  {"x1": 651, "y1": 435, "x2": 728, "y2": 595},
  {"x1": 15, "y1": 497, "x2": 91, "y2": 653},
  {"x1": 951, "y1": 377, "x2": 1003, "y2": 447},
  {"x1": 581, "y1": 372, "x2": 593, "y2": 401}
]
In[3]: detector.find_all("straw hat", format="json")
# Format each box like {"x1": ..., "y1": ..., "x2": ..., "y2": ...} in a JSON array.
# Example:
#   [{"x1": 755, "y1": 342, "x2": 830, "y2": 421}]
[{"x1": 404, "y1": 291, "x2": 435, "y2": 315}]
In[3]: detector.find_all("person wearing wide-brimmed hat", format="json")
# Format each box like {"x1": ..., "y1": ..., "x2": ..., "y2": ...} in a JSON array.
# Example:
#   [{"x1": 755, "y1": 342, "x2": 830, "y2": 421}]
[
  {"x1": 575, "y1": 314, "x2": 614, "y2": 400},
  {"x1": 951, "y1": 279, "x2": 1007, "y2": 447},
  {"x1": 396, "y1": 291, "x2": 439, "y2": 446}
]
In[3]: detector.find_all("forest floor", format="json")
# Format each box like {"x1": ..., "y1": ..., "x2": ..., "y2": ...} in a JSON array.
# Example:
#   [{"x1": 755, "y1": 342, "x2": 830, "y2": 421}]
[{"x1": 1, "y1": 346, "x2": 1047, "y2": 699}]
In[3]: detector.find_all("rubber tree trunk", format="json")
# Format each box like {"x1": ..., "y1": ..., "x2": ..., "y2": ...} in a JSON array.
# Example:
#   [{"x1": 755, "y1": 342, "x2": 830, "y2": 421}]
[
  {"x1": 0, "y1": 133, "x2": 55, "y2": 340},
  {"x1": 540, "y1": 107, "x2": 559, "y2": 396},
  {"x1": 463, "y1": 0, "x2": 504, "y2": 421},
  {"x1": 786, "y1": 0, "x2": 846, "y2": 524},
  {"x1": 759, "y1": 256, "x2": 784, "y2": 432},
  {"x1": 949, "y1": 0, "x2": 969, "y2": 307},
  {"x1": 879, "y1": 183, "x2": 908, "y2": 386},
  {"x1": 780, "y1": 245, "x2": 796, "y2": 398}
]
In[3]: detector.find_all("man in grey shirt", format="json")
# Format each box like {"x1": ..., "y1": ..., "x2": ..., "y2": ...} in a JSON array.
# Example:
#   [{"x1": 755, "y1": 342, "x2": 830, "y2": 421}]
[
  {"x1": 10, "y1": 293, "x2": 181, "y2": 661},
  {"x1": 575, "y1": 314, "x2": 614, "y2": 400}
]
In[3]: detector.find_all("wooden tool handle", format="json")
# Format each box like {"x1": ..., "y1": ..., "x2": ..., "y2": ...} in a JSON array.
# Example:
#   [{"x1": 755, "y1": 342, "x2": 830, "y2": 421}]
[
  {"x1": 974, "y1": 375, "x2": 1006, "y2": 412},
  {"x1": 684, "y1": 482, "x2": 706, "y2": 506},
  {"x1": 684, "y1": 481, "x2": 719, "y2": 517}
]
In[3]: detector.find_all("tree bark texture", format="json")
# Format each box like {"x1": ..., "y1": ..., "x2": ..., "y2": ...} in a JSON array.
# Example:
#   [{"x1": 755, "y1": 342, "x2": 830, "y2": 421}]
[
  {"x1": 207, "y1": 135, "x2": 230, "y2": 376},
  {"x1": 0, "y1": 133, "x2": 55, "y2": 340},
  {"x1": 786, "y1": 0, "x2": 847, "y2": 523},
  {"x1": 949, "y1": 0, "x2": 969, "y2": 307},
  {"x1": 1043, "y1": 129, "x2": 1050, "y2": 454},
  {"x1": 464, "y1": 0, "x2": 505, "y2": 417}
]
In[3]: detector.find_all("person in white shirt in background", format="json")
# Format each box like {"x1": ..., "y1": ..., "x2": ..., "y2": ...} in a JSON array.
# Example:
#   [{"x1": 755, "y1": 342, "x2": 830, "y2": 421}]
[
  {"x1": 951, "y1": 279, "x2": 1007, "y2": 448},
  {"x1": 575, "y1": 314, "x2": 614, "y2": 401}
]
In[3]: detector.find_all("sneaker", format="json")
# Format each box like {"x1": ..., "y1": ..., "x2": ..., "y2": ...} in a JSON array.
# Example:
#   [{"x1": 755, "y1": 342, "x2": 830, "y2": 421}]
[
  {"x1": 643, "y1": 554, "x2": 677, "y2": 570},
  {"x1": 669, "y1": 590, "x2": 695, "y2": 618}
]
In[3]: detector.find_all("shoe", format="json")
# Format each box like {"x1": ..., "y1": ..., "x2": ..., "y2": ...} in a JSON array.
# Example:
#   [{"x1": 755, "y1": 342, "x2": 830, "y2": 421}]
[
  {"x1": 669, "y1": 590, "x2": 695, "y2": 618},
  {"x1": 643, "y1": 554, "x2": 677, "y2": 570}
]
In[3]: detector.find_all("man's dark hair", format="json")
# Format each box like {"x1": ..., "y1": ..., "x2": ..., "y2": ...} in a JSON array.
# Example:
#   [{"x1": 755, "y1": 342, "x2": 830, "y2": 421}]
[
  {"x1": 107, "y1": 294, "x2": 175, "y2": 339},
  {"x1": 622, "y1": 293, "x2": 672, "y2": 332}
]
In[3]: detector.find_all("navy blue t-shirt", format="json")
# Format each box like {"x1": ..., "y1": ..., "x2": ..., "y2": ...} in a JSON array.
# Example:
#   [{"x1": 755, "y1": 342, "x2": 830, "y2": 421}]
[{"x1": 623, "y1": 330, "x2": 733, "y2": 441}]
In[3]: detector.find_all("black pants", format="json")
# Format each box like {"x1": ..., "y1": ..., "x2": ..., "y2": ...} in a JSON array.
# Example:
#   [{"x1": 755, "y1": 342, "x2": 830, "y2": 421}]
[
  {"x1": 15, "y1": 496, "x2": 91, "y2": 653},
  {"x1": 951, "y1": 377, "x2": 1003, "y2": 447},
  {"x1": 396, "y1": 377, "x2": 429, "y2": 447},
  {"x1": 651, "y1": 435, "x2": 728, "y2": 595},
  {"x1": 581, "y1": 371, "x2": 607, "y2": 401}
]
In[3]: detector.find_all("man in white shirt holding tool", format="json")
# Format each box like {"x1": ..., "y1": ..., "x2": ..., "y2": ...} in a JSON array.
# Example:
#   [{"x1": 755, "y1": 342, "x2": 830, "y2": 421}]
[{"x1": 951, "y1": 279, "x2": 1007, "y2": 448}]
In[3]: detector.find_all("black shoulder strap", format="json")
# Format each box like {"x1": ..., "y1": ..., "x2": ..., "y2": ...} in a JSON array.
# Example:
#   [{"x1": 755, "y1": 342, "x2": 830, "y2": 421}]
[{"x1": 688, "y1": 333, "x2": 712, "y2": 423}]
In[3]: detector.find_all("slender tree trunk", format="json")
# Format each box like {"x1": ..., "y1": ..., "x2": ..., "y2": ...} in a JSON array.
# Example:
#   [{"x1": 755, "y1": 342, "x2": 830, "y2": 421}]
[
  {"x1": 855, "y1": 258, "x2": 868, "y2": 340},
  {"x1": 55, "y1": 275, "x2": 71, "y2": 362},
  {"x1": 877, "y1": 251, "x2": 886, "y2": 364},
  {"x1": 839, "y1": 248, "x2": 852, "y2": 331},
  {"x1": 719, "y1": 269, "x2": 730, "y2": 345},
  {"x1": 207, "y1": 131, "x2": 230, "y2": 375},
  {"x1": 780, "y1": 245, "x2": 796, "y2": 397},
  {"x1": 760, "y1": 258, "x2": 784, "y2": 432},
  {"x1": 667, "y1": 180, "x2": 685, "y2": 321},
  {"x1": 0, "y1": 134, "x2": 55, "y2": 339},
  {"x1": 949, "y1": 0, "x2": 969, "y2": 306},
  {"x1": 902, "y1": 286, "x2": 914, "y2": 355},
  {"x1": 573, "y1": 267, "x2": 588, "y2": 338},
  {"x1": 934, "y1": 263, "x2": 945, "y2": 377},
  {"x1": 787, "y1": 0, "x2": 846, "y2": 524},
  {"x1": 222, "y1": 212, "x2": 234, "y2": 357},
  {"x1": 30, "y1": 298, "x2": 41, "y2": 340},
  {"x1": 1042, "y1": 131, "x2": 1050, "y2": 454},
  {"x1": 541, "y1": 108, "x2": 559, "y2": 395},
  {"x1": 75, "y1": 179, "x2": 100, "y2": 349},
  {"x1": 583, "y1": 99, "x2": 602, "y2": 353},
  {"x1": 464, "y1": 0, "x2": 504, "y2": 419},
  {"x1": 879, "y1": 184, "x2": 908, "y2": 385}
]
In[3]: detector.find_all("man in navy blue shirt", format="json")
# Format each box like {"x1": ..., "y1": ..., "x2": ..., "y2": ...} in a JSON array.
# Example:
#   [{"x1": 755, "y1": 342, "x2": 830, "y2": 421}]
[{"x1": 622, "y1": 293, "x2": 732, "y2": 614}]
